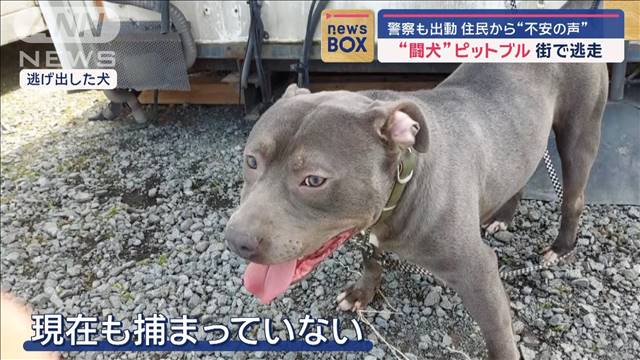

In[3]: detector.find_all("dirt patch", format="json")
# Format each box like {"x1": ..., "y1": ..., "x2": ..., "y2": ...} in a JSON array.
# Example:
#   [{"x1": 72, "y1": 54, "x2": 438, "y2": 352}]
[
  {"x1": 121, "y1": 190, "x2": 155, "y2": 209},
  {"x1": 206, "y1": 192, "x2": 234, "y2": 210}
]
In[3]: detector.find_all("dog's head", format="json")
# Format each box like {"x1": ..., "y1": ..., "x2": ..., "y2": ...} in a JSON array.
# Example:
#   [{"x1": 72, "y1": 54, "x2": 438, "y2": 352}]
[{"x1": 224, "y1": 84, "x2": 428, "y2": 303}]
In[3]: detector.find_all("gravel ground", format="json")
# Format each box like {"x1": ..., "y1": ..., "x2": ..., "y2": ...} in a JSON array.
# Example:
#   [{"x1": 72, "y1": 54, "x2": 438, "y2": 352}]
[{"x1": 1, "y1": 87, "x2": 639, "y2": 360}]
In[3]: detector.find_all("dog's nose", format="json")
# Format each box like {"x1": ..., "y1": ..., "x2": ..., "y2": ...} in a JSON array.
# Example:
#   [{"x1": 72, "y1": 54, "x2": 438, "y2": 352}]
[{"x1": 224, "y1": 228, "x2": 260, "y2": 259}]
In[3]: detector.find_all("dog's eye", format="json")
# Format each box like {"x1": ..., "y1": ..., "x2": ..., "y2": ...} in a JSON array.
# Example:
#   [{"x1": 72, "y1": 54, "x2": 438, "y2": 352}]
[
  {"x1": 246, "y1": 155, "x2": 257, "y2": 169},
  {"x1": 303, "y1": 175, "x2": 326, "y2": 187}
]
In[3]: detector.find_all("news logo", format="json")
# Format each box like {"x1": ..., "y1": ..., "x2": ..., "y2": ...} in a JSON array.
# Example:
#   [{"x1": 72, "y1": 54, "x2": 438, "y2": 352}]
[{"x1": 321, "y1": 10, "x2": 374, "y2": 63}]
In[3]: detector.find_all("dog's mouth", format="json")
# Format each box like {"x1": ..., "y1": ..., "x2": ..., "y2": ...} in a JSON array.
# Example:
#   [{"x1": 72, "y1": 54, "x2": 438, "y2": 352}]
[{"x1": 242, "y1": 229, "x2": 355, "y2": 304}]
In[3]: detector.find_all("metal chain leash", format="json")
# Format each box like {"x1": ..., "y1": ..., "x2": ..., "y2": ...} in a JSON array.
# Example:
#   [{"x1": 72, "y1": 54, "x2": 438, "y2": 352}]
[
  {"x1": 500, "y1": 248, "x2": 576, "y2": 280},
  {"x1": 351, "y1": 230, "x2": 575, "y2": 281},
  {"x1": 352, "y1": 150, "x2": 571, "y2": 281},
  {"x1": 543, "y1": 149, "x2": 564, "y2": 201}
]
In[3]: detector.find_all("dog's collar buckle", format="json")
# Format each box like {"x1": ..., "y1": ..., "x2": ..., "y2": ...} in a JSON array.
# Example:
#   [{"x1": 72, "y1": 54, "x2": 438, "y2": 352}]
[
  {"x1": 372, "y1": 147, "x2": 418, "y2": 226},
  {"x1": 397, "y1": 169, "x2": 413, "y2": 184},
  {"x1": 357, "y1": 148, "x2": 417, "y2": 252}
]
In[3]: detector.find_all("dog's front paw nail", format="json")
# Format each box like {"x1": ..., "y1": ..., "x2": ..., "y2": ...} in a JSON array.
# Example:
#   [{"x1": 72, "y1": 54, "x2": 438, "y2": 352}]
[
  {"x1": 485, "y1": 221, "x2": 507, "y2": 235},
  {"x1": 338, "y1": 298, "x2": 354, "y2": 311},
  {"x1": 336, "y1": 284, "x2": 375, "y2": 312},
  {"x1": 541, "y1": 246, "x2": 559, "y2": 265}
]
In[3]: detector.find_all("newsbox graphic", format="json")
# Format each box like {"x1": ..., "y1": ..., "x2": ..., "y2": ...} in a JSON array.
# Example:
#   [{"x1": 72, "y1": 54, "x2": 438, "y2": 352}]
[{"x1": 321, "y1": 9, "x2": 375, "y2": 63}]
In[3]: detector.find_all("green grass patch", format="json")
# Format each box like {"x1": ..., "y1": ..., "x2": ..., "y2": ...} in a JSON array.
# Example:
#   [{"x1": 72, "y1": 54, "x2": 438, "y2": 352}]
[{"x1": 158, "y1": 253, "x2": 168, "y2": 266}]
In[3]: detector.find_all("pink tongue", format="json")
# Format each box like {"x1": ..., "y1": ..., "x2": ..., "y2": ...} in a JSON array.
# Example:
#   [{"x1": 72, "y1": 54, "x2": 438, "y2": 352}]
[{"x1": 243, "y1": 260, "x2": 297, "y2": 304}]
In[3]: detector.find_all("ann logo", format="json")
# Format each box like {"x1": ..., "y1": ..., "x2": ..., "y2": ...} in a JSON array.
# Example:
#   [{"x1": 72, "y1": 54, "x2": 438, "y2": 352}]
[{"x1": 322, "y1": 10, "x2": 374, "y2": 63}]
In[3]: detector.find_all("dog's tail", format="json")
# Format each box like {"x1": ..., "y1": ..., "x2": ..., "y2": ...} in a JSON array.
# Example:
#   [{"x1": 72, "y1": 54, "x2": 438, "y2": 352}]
[{"x1": 560, "y1": 0, "x2": 601, "y2": 9}]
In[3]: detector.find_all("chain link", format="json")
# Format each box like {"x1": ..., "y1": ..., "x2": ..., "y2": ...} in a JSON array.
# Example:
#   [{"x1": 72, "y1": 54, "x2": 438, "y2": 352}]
[
  {"x1": 352, "y1": 230, "x2": 576, "y2": 281},
  {"x1": 544, "y1": 149, "x2": 564, "y2": 201}
]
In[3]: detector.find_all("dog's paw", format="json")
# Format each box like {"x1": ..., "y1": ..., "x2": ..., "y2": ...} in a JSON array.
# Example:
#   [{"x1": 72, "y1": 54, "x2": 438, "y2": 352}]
[
  {"x1": 336, "y1": 283, "x2": 376, "y2": 312},
  {"x1": 541, "y1": 246, "x2": 559, "y2": 265},
  {"x1": 541, "y1": 245, "x2": 576, "y2": 266},
  {"x1": 484, "y1": 221, "x2": 507, "y2": 235}
]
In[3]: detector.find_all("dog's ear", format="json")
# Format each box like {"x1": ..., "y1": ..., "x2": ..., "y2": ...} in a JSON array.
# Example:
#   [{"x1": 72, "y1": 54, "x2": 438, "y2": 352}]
[
  {"x1": 282, "y1": 83, "x2": 311, "y2": 98},
  {"x1": 371, "y1": 100, "x2": 429, "y2": 153}
]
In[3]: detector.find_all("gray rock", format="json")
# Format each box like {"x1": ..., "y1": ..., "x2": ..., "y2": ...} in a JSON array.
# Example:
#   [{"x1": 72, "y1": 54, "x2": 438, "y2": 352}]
[
  {"x1": 190, "y1": 222, "x2": 203, "y2": 231},
  {"x1": 424, "y1": 289, "x2": 440, "y2": 307},
  {"x1": 571, "y1": 278, "x2": 590, "y2": 288},
  {"x1": 512, "y1": 320, "x2": 525, "y2": 335},
  {"x1": 31, "y1": 293, "x2": 49, "y2": 306},
  {"x1": 623, "y1": 268, "x2": 638, "y2": 281},
  {"x1": 234, "y1": 353, "x2": 248, "y2": 360},
  {"x1": 494, "y1": 230, "x2": 514, "y2": 243},
  {"x1": 589, "y1": 278, "x2": 604, "y2": 292},
  {"x1": 583, "y1": 313, "x2": 597, "y2": 329},
  {"x1": 192, "y1": 231, "x2": 204, "y2": 242},
  {"x1": 565, "y1": 269, "x2": 582, "y2": 279},
  {"x1": 109, "y1": 295, "x2": 122, "y2": 309},
  {"x1": 440, "y1": 296, "x2": 453, "y2": 310},
  {"x1": 4, "y1": 251, "x2": 21, "y2": 263},
  {"x1": 613, "y1": 338, "x2": 624, "y2": 349},
  {"x1": 374, "y1": 317, "x2": 388, "y2": 329},
  {"x1": 180, "y1": 219, "x2": 193, "y2": 232},
  {"x1": 528, "y1": 209, "x2": 541, "y2": 221},
  {"x1": 48, "y1": 293, "x2": 64, "y2": 308},
  {"x1": 176, "y1": 274, "x2": 189, "y2": 285},
  {"x1": 549, "y1": 314, "x2": 564, "y2": 326},
  {"x1": 369, "y1": 347, "x2": 385, "y2": 358},
  {"x1": 441, "y1": 334, "x2": 452, "y2": 347},
  {"x1": 419, "y1": 334, "x2": 431, "y2": 350},
  {"x1": 67, "y1": 265, "x2": 82, "y2": 277},
  {"x1": 74, "y1": 192, "x2": 93, "y2": 202},
  {"x1": 560, "y1": 343, "x2": 575, "y2": 354},
  {"x1": 184, "y1": 288, "x2": 193, "y2": 299},
  {"x1": 188, "y1": 294, "x2": 202, "y2": 307},
  {"x1": 195, "y1": 241, "x2": 209, "y2": 253},
  {"x1": 341, "y1": 329, "x2": 357, "y2": 339},
  {"x1": 42, "y1": 221, "x2": 59, "y2": 237},
  {"x1": 579, "y1": 303, "x2": 594, "y2": 313},
  {"x1": 520, "y1": 345, "x2": 537, "y2": 360},
  {"x1": 1, "y1": 231, "x2": 17, "y2": 244}
]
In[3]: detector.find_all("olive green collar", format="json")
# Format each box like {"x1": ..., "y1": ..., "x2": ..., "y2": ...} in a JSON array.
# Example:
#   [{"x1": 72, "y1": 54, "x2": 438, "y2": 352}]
[{"x1": 372, "y1": 147, "x2": 417, "y2": 227}]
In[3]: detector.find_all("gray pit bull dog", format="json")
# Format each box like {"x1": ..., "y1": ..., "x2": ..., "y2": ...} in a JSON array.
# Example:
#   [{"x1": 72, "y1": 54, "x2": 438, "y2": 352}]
[{"x1": 224, "y1": 63, "x2": 607, "y2": 359}]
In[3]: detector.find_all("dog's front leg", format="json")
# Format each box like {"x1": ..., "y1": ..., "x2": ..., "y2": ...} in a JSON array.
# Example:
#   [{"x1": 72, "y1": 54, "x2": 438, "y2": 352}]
[
  {"x1": 336, "y1": 248, "x2": 383, "y2": 311},
  {"x1": 422, "y1": 234, "x2": 519, "y2": 360}
]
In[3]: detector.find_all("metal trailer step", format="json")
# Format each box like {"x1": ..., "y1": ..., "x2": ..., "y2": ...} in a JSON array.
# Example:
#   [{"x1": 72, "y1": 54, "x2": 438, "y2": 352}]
[{"x1": 75, "y1": 21, "x2": 190, "y2": 91}]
